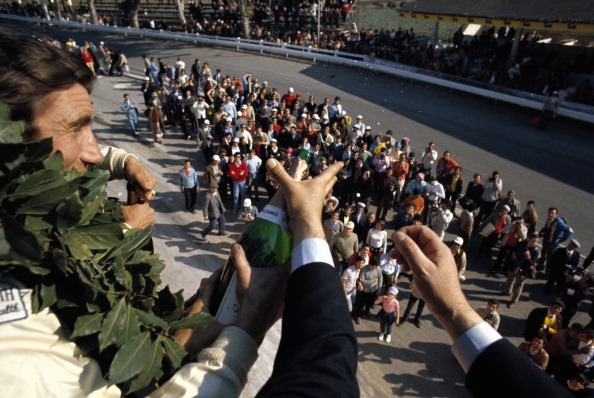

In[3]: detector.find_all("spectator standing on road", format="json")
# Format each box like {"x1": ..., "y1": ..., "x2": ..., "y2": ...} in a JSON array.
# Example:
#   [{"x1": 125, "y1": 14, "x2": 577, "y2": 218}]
[
  {"x1": 475, "y1": 171, "x2": 503, "y2": 228},
  {"x1": 366, "y1": 220, "x2": 388, "y2": 256},
  {"x1": 148, "y1": 102, "x2": 163, "y2": 143},
  {"x1": 544, "y1": 239, "x2": 581, "y2": 294},
  {"x1": 538, "y1": 207, "x2": 574, "y2": 272},
  {"x1": 451, "y1": 236, "x2": 467, "y2": 281},
  {"x1": 120, "y1": 93, "x2": 138, "y2": 136},
  {"x1": 342, "y1": 255, "x2": 365, "y2": 313},
  {"x1": 329, "y1": 221, "x2": 359, "y2": 275},
  {"x1": 435, "y1": 150, "x2": 459, "y2": 184},
  {"x1": 352, "y1": 257, "x2": 383, "y2": 324},
  {"x1": 521, "y1": 200, "x2": 539, "y2": 235},
  {"x1": 419, "y1": 141, "x2": 437, "y2": 178},
  {"x1": 238, "y1": 198, "x2": 258, "y2": 223},
  {"x1": 503, "y1": 233, "x2": 540, "y2": 308},
  {"x1": 444, "y1": 166, "x2": 463, "y2": 213},
  {"x1": 197, "y1": 119, "x2": 214, "y2": 163},
  {"x1": 179, "y1": 159, "x2": 200, "y2": 214},
  {"x1": 199, "y1": 182, "x2": 226, "y2": 242},
  {"x1": 375, "y1": 286, "x2": 400, "y2": 343},
  {"x1": 477, "y1": 205, "x2": 511, "y2": 257},
  {"x1": 244, "y1": 149, "x2": 262, "y2": 200},
  {"x1": 429, "y1": 201, "x2": 454, "y2": 241},
  {"x1": 229, "y1": 152, "x2": 248, "y2": 212},
  {"x1": 476, "y1": 299, "x2": 501, "y2": 331},
  {"x1": 518, "y1": 335, "x2": 550, "y2": 371}
]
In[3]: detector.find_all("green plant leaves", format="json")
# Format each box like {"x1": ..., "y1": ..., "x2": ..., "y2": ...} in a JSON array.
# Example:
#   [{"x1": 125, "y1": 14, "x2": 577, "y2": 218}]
[
  {"x1": 0, "y1": 98, "x2": 214, "y2": 394},
  {"x1": 1, "y1": 211, "x2": 42, "y2": 261},
  {"x1": 127, "y1": 339, "x2": 165, "y2": 393},
  {"x1": 99, "y1": 298, "x2": 127, "y2": 352},
  {"x1": 71, "y1": 312, "x2": 105, "y2": 339},
  {"x1": 159, "y1": 335, "x2": 187, "y2": 369},
  {"x1": 108, "y1": 331, "x2": 152, "y2": 385},
  {"x1": 170, "y1": 312, "x2": 214, "y2": 330}
]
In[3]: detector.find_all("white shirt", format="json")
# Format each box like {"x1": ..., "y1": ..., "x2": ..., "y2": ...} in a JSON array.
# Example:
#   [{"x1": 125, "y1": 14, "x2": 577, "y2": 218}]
[
  {"x1": 341, "y1": 266, "x2": 360, "y2": 293},
  {"x1": 379, "y1": 252, "x2": 400, "y2": 278}
]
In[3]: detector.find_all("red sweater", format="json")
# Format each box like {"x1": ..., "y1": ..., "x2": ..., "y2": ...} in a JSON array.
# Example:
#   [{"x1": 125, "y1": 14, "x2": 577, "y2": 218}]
[{"x1": 229, "y1": 161, "x2": 248, "y2": 183}]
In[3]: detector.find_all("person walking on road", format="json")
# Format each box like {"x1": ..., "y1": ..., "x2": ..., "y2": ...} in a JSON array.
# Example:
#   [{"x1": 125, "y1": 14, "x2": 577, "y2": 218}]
[
  {"x1": 120, "y1": 93, "x2": 138, "y2": 136},
  {"x1": 200, "y1": 182, "x2": 226, "y2": 242},
  {"x1": 179, "y1": 159, "x2": 200, "y2": 213}
]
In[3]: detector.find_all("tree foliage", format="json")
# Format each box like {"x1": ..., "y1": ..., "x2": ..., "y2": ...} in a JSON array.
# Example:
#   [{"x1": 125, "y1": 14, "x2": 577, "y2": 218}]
[{"x1": 0, "y1": 101, "x2": 212, "y2": 395}]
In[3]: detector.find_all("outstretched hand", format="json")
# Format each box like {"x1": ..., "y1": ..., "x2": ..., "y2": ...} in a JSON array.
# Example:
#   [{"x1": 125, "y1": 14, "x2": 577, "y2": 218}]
[
  {"x1": 265, "y1": 158, "x2": 342, "y2": 245},
  {"x1": 391, "y1": 226, "x2": 483, "y2": 340}
]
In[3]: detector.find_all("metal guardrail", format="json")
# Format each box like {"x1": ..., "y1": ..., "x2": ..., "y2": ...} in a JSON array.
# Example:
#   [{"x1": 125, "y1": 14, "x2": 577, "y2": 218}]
[{"x1": 2, "y1": 13, "x2": 593, "y2": 124}]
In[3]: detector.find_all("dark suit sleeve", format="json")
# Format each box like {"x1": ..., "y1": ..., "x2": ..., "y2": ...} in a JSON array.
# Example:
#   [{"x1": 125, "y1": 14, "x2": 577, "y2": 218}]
[
  {"x1": 256, "y1": 263, "x2": 359, "y2": 398},
  {"x1": 466, "y1": 339, "x2": 572, "y2": 398},
  {"x1": 523, "y1": 308, "x2": 545, "y2": 341}
]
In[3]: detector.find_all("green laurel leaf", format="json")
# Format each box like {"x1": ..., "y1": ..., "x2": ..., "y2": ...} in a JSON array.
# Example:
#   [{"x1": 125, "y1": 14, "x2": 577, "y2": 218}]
[
  {"x1": 158, "y1": 335, "x2": 187, "y2": 369},
  {"x1": 71, "y1": 312, "x2": 105, "y2": 339},
  {"x1": 127, "y1": 339, "x2": 165, "y2": 394},
  {"x1": 169, "y1": 312, "x2": 215, "y2": 330},
  {"x1": 108, "y1": 331, "x2": 151, "y2": 385},
  {"x1": 98, "y1": 297, "x2": 127, "y2": 352}
]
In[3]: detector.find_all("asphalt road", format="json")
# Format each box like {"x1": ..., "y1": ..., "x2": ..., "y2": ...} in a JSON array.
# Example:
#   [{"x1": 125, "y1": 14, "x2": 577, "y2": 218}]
[{"x1": 6, "y1": 21, "x2": 594, "y2": 398}]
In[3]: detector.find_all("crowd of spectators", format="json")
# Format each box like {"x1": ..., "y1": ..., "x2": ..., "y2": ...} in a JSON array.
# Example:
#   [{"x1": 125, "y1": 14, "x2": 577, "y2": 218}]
[
  {"x1": 11, "y1": 0, "x2": 594, "y2": 108},
  {"x1": 62, "y1": 32, "x2": 594, "y2": 393}
]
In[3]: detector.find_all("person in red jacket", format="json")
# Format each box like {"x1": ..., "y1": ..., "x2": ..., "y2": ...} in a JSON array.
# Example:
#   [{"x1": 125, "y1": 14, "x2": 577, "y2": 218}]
[
  {"x1": 435, "y1": 150, "x2": 460, "y2": 184},
  {"x1": 228, "y1": 152, "x2": 248, "y2": 212}
]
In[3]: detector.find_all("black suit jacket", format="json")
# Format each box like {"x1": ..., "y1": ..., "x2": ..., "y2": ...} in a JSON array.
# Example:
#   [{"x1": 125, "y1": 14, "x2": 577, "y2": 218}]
[
  {"x1": 524, "y1": 307, "x2": 563, "y2": 341},
  {"x1": 466, "y1": 339, "x2": 572, "y2": 397},
  {"x1": 257, "y1": 263, "x2": 359, "y2": 397},
  {"x1": 549, "y1": 247, "x2": 581, "y2": 274}
]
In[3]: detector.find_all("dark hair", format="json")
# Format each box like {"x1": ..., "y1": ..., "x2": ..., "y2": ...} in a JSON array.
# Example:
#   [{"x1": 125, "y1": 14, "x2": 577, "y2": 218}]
[
  {"x1": 355, "y1": 255, "x2": 364, "y2": 263},
  {"x1": 488, "y1": 298, "x2": 500, "y2": 306},
  {"x1": 527, "y1": 200, "x2": 535, "y2": 206},
  {"x1": 552, "y1": 298, "x2": 566, "y2": 309},
  {"x1": 0, "y1": 28, "x2": 95, "y2": 136}
]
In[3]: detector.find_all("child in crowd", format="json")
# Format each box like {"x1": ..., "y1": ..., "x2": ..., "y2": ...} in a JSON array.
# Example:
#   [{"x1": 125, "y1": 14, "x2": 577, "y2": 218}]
[{"x1": 375, "y1": 286, "x2": 400, "y2": 343}]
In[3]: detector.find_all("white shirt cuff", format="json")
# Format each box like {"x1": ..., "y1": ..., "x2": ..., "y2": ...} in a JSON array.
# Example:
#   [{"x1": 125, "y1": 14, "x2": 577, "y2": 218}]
[
  {"x1": 451, "y1": 322, "x2": 502, "y2": 373},
  {"x1": 291, "y1": 238, "x2": 334, "y2": 273}
]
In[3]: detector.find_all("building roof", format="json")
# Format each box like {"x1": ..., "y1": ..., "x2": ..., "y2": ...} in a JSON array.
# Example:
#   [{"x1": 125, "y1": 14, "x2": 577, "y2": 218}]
[{"x1": 399, "y1": 0, "x2": 594, "y2": 24}]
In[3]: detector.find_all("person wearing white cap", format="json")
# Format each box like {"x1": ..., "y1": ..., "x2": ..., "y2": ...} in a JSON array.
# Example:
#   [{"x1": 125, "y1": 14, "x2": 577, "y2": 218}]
[
  {"x1": 329, "y1": 220, "x2": 359, "y2": 275},
  {"x1": 309, "y1": 114, "x2": 322, "y2": 134},
  {"x1": 353, "y1": 114, "x2": 365, "y2": 134},
  {"x1": 374, "y1": 285, "x2": 400, "y2": 342},
  {"x1": 450, "y1": 237, "x2": 467, "y2": 281},
  {"x1": 296, "y1": 113, "x2": 309, "y2": 135},
  {"x1": 239, "y1": 198, "x2": 259, "y2": 222},
  {"x1": 197, "y1": 119, "x2": 215, "y2": 162},
  {"x1": 204, "y1": 154, "x2": 223, "y2": 191},
  {"x1": 352, "y1": 202, "x2": 367, "y2": 241},
  {"x1": 281, "y1": 87, "x2": 297, "y2": 108},
  {"x1": 230, "y1": 137, "x2": 242, "y2": 156}
]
